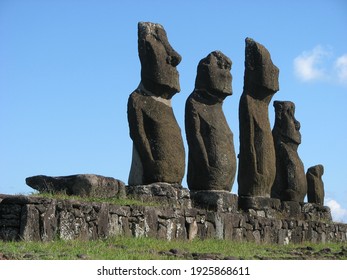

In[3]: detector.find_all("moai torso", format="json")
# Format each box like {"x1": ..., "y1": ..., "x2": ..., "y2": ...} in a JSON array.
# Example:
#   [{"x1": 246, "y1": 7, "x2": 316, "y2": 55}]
[
  {"x1": 185, "y1": 51, "x2": 236, "y2": 191},
  {"x1": 127, "y1": 22, "x2": 185, "y2": 185},
  {"x1": 238, "y1": 38, "x2": 279, "y2": 197},
  {"x1": 271, "y1": 101, "x2": 307, "y2": 202},
  {"x1": 307, "y1": 164, "x2": 325, "y2": 205}
]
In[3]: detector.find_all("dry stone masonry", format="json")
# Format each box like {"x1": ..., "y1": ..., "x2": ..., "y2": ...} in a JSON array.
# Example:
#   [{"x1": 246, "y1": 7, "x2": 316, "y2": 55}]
[
  {"x1": 1, "y1": 22, "x2": 346, "y2": 245},
  {"x1": 0, "y1": 192, "x2": 345, "y2": 244}
]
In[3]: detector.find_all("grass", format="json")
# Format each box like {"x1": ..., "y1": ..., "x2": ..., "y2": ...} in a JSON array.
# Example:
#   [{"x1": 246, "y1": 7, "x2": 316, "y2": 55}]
[
  {"x1": 29, "y1": 192, "x2": 160, "y2": 207},
  {"x1": 1, "y1": 237, "x2": 346, "y2": 260}
]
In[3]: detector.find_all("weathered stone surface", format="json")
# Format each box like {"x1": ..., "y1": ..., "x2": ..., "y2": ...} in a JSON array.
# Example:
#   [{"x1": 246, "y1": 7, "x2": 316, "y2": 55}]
[
  {"x1": 97, "y1": 203, "x2": 109, "y2": 238},
  {"x1": 0, "y1": 194, "x2": 343, "y2": 244},
  {"x1": 187, "y1": 220, "x2": 198, "y2": 240},
  {"x1": 138, "y1": 22, "x2": 181, "y2": 97},
  {"x1": 126, "y1": 183, "x2": 191, "y2": 209},
  {"x1": 281, "y1": 201, "x2": 302, "y2": 218},
  {"x1": 0, "y1": 203, "x2": 21, "y2": 241},
  {"x1": 185, "y1": 51, "x2": 236, "y2": 191},
  {"x1": 307, "y1": 164, "x2": 325, "y2": 205},
  {"x1": 127, "y1": 22, "x2": 185, "y2": 185},
  {"x1": 26, "y1": 174, "x2": 125, "y2": 198},
  {"x1": 238, "y1": 196, "x2": 283, "y2": 219},
  {"x1": 238, "y1": 38, "x2": 279, "y2": 197},
  {"x1": 143, "y1": 207, "x2": 160, "y2": 238},
  {"x1": 190, "y1": 191, "x2": 238, "y2": 213},
  {"x1": 1, "y1": 195, "x2": 52, "y2": 205},
  {"x1": 302, "y1": 203, "x2": 332, "y2": 222},
  {"x1": 271, "y1": 101, "x2": 307, "y2": 202},
  {"x1": 20, "y1": 204, "x2": 40, "y2": 241},
  {"x1": 238, "y1": 196, "x2": 281, "y2": 211},
  {"x1": 239, "y1": 196, "x2": 332, "y2": 222},
  {"x1": 40, "y1": 201, "x2": 57, "y2": 241}
]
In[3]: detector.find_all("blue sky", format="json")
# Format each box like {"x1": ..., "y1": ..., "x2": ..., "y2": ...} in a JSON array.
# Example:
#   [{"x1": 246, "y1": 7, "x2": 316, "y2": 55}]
[{"x1": 1, "y1": 0, "x2": 346, "y2": 221}]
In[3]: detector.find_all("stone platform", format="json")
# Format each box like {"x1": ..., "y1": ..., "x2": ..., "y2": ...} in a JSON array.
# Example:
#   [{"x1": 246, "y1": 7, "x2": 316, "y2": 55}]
[
  {"x1": 190, "y1": 191, "x2": 238, "y2": 213},
  {"x1": 238, "y1": 196, "x2": 332, "y2": 222},
  {"x1": 1, "y1": 185, "x2": 346, "y2": 244},
  {"x1": 126, "y1": 183, "x2": 191, "y2": 209}
]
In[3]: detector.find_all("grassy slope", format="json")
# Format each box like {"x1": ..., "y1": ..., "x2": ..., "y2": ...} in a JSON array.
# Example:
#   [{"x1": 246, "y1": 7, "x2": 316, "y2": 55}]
[{"x1": 1, "y1": 237, "x2": 346, "y2": 260}]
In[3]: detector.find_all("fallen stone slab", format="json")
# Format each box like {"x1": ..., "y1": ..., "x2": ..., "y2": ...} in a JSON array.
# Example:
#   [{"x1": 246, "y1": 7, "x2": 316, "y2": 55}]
[{"x1": 26, "y1": 174, "x2": 126, "y2": 198}]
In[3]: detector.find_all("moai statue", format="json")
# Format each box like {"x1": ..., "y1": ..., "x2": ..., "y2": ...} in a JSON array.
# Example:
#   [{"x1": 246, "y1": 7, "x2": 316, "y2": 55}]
[
  {"x1": 307, "y1": 164, "x2": 325, "y2": 205},
  {"x1": 127, "y1": 22, "x2": 185, "y2": 185},
  {"x1": 238, "y1": 38, "x2": 279, "y2": 197},
  {"x1": 185, "y1": 51, "x2": 236, "y2": 192},
  {"x1": 271, "y1": 101, "x2": 307, "y2": 202}
]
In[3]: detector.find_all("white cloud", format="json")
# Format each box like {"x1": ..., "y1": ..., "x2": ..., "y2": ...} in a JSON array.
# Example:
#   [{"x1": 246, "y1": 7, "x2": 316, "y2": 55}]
[
  {"x1": 294, "y1": 46, "x2": 347, "y2": 87},
  {"x1": 335, "y1": 54, "x2": 347, "y2": 85},
  {"x1": 293, "y1": 45, "x2": 331, "y2": 82},
  {"x1": 325, "y1": 198, "x2": 347, "y2": 223}
]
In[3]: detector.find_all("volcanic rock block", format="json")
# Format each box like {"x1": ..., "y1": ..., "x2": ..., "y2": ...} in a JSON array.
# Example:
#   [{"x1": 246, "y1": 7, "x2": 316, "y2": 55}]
[
  {"x1": 127, "y1": 21, "x2": 185, "y2": 185},
  {"x1": 185, "y1": 51, "x2": 236, "y2": 192},
  {"x1": 302, "y1": 202, "x2": 332, "y2": 222},
  {"x1": 238, "y1": 37, "x2": 279, "y2": 197},
  {"x1": 190, "y1": 191, "x2": 238, "y2": 213},
  {"x1": 271, "y1": 101, "x2": 307, "y2": 202},
  {"x1": 307, "y1": 164, "x2": 325, "y2": 205},
  {"x1": 126, "y1": 183, "x2": 191, "y2": 209},
  {"x1": 26, "y1": 174, "x2": 126, "y2": 198},
  {"x1": 238, "y1": 196, "x2": 282, "y2": 219},
  {"x1": 238, "y1": 196, "x2": 281, "y2": 212}
]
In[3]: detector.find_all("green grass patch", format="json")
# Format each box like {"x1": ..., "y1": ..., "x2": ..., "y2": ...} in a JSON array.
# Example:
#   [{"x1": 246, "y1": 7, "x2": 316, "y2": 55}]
[
  {"x1": 1, "y1": 237, "x2": 346, "y2": 260},
  {"x1": 29, "y1": 192, "x2": 160, "y2": 207}
]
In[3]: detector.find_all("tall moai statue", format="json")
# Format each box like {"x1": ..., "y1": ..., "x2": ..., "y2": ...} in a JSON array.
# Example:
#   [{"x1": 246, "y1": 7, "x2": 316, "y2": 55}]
[
  {"x1": 127, "y1": 22, "x2": 185, "y2": 185},
  {"x1": 238, "y1": 38, "x2": 279, "y2": 197},
  {"x1": 271, "y1": 101, "x2": 307, "y2": 202},
  {"x1": 185, "y1": 51, "x2": 237, "y2": 192},
  {"x1": 307, "y1": 164, "x2": 325, "y2": 205}
]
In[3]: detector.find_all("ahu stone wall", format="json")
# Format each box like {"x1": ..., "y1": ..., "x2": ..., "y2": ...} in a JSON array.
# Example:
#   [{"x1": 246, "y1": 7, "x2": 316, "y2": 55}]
[{"x1": 1, "y1": 187, "x2": 346, "y2": 244}]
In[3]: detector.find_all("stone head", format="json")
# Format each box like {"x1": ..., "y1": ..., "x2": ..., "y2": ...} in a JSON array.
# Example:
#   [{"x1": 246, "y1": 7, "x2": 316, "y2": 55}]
[
  {"x1": 307, "y1": 164, "x2": 324, "y2": 177},
  {"x1": 244, "y1": 38, "x2": 279, "y2": 96},
  {"x1": 138, "y1": 22, "x2": 181, "y2": 99},
  {"x1": 195, "y1": 51, "x2": 232, "y2": 102},
  {"x1": 273, "y1": 101, "x2": 301, "y2": 145}
]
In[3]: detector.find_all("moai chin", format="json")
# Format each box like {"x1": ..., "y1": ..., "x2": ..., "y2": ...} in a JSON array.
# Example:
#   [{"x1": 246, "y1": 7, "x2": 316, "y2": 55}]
[
  {"x1": 127, "y1": 22, "x2": 185, "y2": 185},
  {"x1": 185, "y1": 51, "x2": 237, "y2": 192},
  {"x1": 307, "y1": 164, "x2": 325, "y2": 205},
  {"x1": 271, "y1": 101, "x2": 307, "y2": 202},
  {"x1": 238, "y1": 38, "x2": 279, "y2": 197}
]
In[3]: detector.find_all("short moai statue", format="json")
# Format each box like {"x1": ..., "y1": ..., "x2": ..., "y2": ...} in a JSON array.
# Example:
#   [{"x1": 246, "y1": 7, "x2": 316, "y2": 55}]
[
  {"x1": 307, "y1": 164, "x2": 325, "y2": 205},
  {"x1": 238, "y1": 38, "x2": 279, "y2": 197},
  {"x1": 185, "y1": 51, "x2": 237, "y2": 192},
  {"x1": 271, "y1": 101, "x2": 307, "y2": 202},
  {"x1": 127, "y1": 22, "x2": 185, "y2": 185}
]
